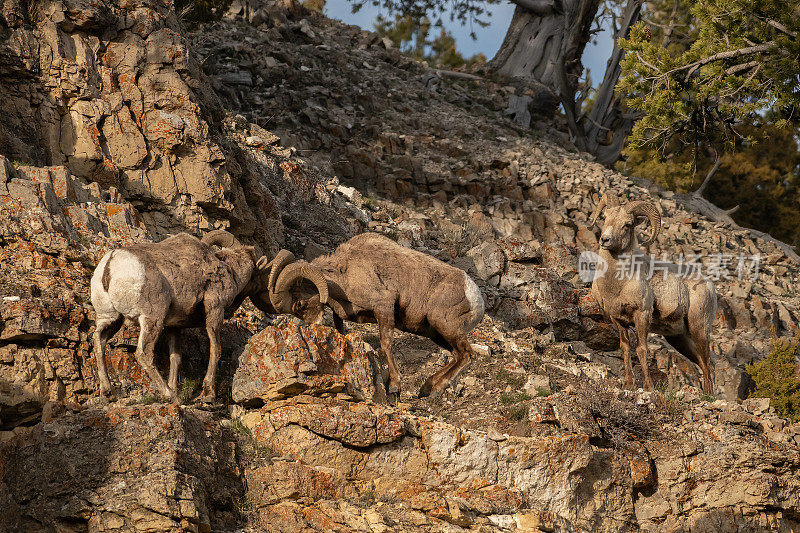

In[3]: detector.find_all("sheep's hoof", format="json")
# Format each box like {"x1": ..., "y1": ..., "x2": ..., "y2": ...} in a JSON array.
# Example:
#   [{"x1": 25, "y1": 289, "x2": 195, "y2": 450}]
[
  {"x1": 199, "y1": 390, "x2": 216, "y2": 406},
  {"x1": 417, "y1": 381, "x2": 434, "y2": 398},
  {"x1": 99, "y1": 387, "x2": 116, "y2": 401},
  {"x1": 427, "y1": 388, "x2": 444, "y2": 400},
  {"x1": 386, "y1": 390, "x2": 400, "y2": 405}
]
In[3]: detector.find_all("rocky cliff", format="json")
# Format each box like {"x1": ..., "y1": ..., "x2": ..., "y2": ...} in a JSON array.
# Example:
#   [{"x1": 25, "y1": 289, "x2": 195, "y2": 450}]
[{"x1": 0, "y1": 0, "x2": 798, "y2": 531}]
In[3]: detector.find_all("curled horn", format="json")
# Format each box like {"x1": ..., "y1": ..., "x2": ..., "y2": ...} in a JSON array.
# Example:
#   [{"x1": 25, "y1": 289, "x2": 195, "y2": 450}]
[
  {"x1": 589, "y1": 192, "x2": 619, "y2": 226},
  {"x1": 202, "y1": 229, "x2": 239, "y2": 248},
  {"x1": 267, "y1": 250, "x2": 297, "y2": 296},
  {"x1": 256, "y1": 255, "x2": 278, "y2": 271},
  {"x1": 270, "y1": 261, "x2": 329, "y2": 314},
  {"x1": 626, "y1": 200, "x2": 662, "y2": 246}
]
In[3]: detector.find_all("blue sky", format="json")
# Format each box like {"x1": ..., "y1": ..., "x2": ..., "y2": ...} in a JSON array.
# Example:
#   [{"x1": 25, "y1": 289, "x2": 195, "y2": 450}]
[{"x1": 324, "y1": 0, "x2": 615, "y2": 85}]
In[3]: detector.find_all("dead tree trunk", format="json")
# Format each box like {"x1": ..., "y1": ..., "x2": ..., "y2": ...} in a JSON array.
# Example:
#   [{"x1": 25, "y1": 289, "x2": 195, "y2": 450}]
[
  {"x1": 490, "y1": 0, "x2": 643, "y2": 166},
  {"x1": 490, "y1": 0, "x2": 600, "y2": 95},
  {"x1": 581, "y1": 0, "x2": 643, "y2": 164},
  {"x1": 672, "y1": 156, "x2": 800, "y2": 263}
]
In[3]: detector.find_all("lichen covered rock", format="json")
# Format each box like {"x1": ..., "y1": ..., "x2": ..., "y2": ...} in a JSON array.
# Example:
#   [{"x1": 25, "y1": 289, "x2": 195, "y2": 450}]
[{"x1": 232, "y1": 318, "x2": 388, "y2": 404}]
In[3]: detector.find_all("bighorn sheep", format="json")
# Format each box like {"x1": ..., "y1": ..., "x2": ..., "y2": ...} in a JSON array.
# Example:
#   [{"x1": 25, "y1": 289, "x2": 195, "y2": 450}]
[
  {"x1": 90, "y1": 230, "x2": 328, "y2": 403},
  {"x1": 589, "y1": 194, "x2": 717, "y2": 393},
  {"x1": 266, "y1": 232, "x2": 485, "y2": 401}
]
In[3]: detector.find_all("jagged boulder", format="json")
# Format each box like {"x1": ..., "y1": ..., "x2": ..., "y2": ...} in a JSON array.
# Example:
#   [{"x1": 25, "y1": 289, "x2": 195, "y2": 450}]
[
  {"x1": 231, "y1": 318, "x2": 388, "y2": 404},
  {"x1": 0, "y1": 158, "x2": 152, "y2": 422},
  {"x1": 0, "y1": 404, "x2": 242, "y2": 532},
  {"x1": 0, "y1": 0, "x2": 288, "y2": 244}
]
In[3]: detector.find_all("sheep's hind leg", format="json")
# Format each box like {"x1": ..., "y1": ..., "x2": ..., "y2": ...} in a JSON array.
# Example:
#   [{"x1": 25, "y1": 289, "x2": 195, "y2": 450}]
[
  {"x1": 167, "y1": 330, "x2": 182, "y2": 398},
  {"x1": 200, "y1": 307, "x2": 225, "y2": 404},
  {"x1": 374, "y1": 305, "x2": 400, "y2": 404},
  {"x1": 333, "y1": 313, "x2": 345, "y2": 335},
  {"x1": 691, "y1": 330, "x2": 714, "y2": 395},
  {"x1": 93, "y1": 315, "x2": 123, "y2": 398},
  {"x1": 633, "y1": 311, "x2": 654, "y2": 391},
  {"x1": 136, "y1": 315, "x2": 176, "y2": 402},
  {"x1": 419, "y1": 336, "x2": 472, "y2": 398},
  {"x1": 664, "y1": 333, "x2": 700, "y2": 387}
]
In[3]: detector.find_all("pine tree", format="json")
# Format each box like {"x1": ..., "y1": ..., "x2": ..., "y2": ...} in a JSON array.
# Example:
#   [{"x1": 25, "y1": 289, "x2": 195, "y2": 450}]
[{"x1": 619, "y1": 0, "x2": 800, "y2": 153}]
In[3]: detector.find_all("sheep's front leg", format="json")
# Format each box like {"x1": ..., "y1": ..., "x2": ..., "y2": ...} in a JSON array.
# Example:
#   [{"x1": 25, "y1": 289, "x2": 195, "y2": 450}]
[
  {"x1": 167, "y1": 331, "x2": 182, "y2": 397},
  {"x1": 201, "y1": 307, "x2": 225, "y2": 404},
  {"x1": 333, "y1": 313, "x2": 345, "y2": 335},
  {"x1": 634, "y1": 310, "x2": 654, "y2": 391},
  {"x1": 375, "y1": 305, "x2": 399, "y2": 403},
  {"x1": 612, "y1": 319, "x2": 635, "y2": 389}
]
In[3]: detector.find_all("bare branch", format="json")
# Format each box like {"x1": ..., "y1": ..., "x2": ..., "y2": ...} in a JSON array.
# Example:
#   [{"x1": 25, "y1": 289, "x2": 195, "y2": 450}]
[
  {"x1": 432, "y1": 68, "x2": 483, "y2": 81},
  {"x1": 656, "y1": 0, "x2": 679, "y2": 48},
  {"x1": 684, "y1": 42, "x2": 776, "y2": 81},
  {"x1": 635, "y1": 51, "x2": 660, "y2": 73},
  {"x1": 761, "y1": 17, "x2": 797, "y2": 38},
  {"x1": 725, "y1": 60, "x2": 761, "y2": 75},
  {"x1": 693, "y1": 154, "x2": 721, "y2": 197},
  {"x1": 508, "y1": 0, "x2": 560, "y2": 15}
]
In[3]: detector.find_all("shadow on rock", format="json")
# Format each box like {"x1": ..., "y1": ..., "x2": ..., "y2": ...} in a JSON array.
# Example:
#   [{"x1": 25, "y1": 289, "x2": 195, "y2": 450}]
[{"x1": 0, "y1": 378, "x2": 244, "y2": 532}]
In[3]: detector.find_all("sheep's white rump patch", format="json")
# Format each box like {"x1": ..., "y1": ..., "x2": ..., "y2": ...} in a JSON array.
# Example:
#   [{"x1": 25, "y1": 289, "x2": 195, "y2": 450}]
[
  {"x1": 91, "y1": 250, "x2": 146, "y2": 319},
  {"x1": 463, "y1": 271, "x2": 485, "y2": 326}
]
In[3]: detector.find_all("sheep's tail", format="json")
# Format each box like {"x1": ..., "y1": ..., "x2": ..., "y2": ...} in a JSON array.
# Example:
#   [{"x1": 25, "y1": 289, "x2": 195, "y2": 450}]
[
  {"x1": 102, "y1": 251, "x2": 115, "y2": 292},
  {"x1": 463, "y1": 272, "x2": 485, "y2": 329}
]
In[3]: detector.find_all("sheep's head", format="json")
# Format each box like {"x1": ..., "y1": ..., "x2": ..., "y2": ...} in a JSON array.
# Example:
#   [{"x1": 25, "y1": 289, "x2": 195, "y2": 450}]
[
  {"x1": 262, "y1": 250, "x2": 329, "y2": 324},
  {"x1": 202, "y1": 230, "x2": 328, "y2": 316},
  {"x1": 590, "y1": 194, "x2": 661, "y2": 253},
  {"x1": 202, "y1": 229, "x2": 260, "y2": 267}
]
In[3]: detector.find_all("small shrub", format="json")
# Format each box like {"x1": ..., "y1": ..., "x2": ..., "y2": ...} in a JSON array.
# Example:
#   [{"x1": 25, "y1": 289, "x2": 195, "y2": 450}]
[
  {"x1": 535, "y1": 387, "x2": 551, "y2": 397},
  {"x1": 699, "y1": 393, "x2": 716, "y2": 403},
  {"x1": 656, "y1": 381, "x2": 677, "y2": 398},
  {"x1": 746, "y1": 338, "x2": 800, "y2": 422},
  {"x1": 179, "y1": 377, "x2": 201, "y2": 404},
  {"x1": 174, "y1": 0, "x2": 233, "y2": 23},
  {"x1": 575, "y1": 379, "x2": 671, "y2": 447},
  {"x1": 437, "y1": 221, "x2": 481, "y2": 257},
  {"x1": 302, "y1": 0, "x2": 325, "y2": 12},
  {"x1": 230, "y1": 418, "x2": 252, "y2": 438},
  {"x1": 500, "y1": 392, "x2": 531, "y2": 405},
  {"x1": 358, "y1": 489, "x2": 376, "y2": 507},
  {"x1": 230, "y1": 418, "x2": 276, "y2": 462},
  {"x1": 140, "y1": 392, "x2": 161, "y2": 405},
  {"x1": 507, "y1": 404, "x2": 530, "y2": 421},
  {"x1": 496, "y1": 369, "x2": 525, "y2": 388}
]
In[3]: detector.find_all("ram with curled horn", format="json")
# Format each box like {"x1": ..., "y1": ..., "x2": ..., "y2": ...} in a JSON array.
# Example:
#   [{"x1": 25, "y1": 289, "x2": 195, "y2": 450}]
[
  {"x1": 265, "y1": 233, "x2": 486, "y2": 403},
  {"x1": 588, "y1": 193, "x2": 717, "y2": 393},
  {"x1": 90, "y1": 230, "x2": 328, "y2": 403}
]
